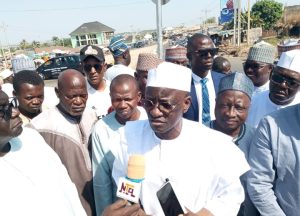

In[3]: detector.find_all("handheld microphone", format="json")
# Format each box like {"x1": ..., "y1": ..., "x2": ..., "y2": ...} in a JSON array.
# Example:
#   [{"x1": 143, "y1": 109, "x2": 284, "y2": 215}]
[{"x1": 116, "y1": 154, "x2": 145, "y2": 204}]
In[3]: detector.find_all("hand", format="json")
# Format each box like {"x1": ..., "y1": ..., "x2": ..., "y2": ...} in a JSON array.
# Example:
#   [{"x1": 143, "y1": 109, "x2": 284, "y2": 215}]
[{"x1": 102, "y1": 199, "x2": 141, "y2": 216}]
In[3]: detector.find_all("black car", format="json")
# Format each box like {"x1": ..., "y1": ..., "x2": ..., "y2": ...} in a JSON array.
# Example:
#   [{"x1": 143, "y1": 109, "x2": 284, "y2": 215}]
[
  {"x1": 37, "y1": 55, "x2": 82, "y2": 80},
  {"x1": 133, "y1": 41, "x2": 145, "y2": 48}
]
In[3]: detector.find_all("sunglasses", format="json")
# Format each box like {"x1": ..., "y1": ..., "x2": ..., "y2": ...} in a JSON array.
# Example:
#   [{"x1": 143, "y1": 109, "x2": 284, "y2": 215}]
[
  {"x1": 0, "y1": 97, "x2": 18, "y2": 121},
  {"x1": 192, "y1": 48, "x2": 219, "y2": 58},
  {"x1": 84, "y1": 63, "x2": 103, "y2": 72},
  {"x1": 141, "y1": 98, "x2": 177, "y2": 114},
  {"x1": 243, "y1": 62, "x2": 269, "y2": 70},
  {"x1": 271, "y1": 73, "x2": 300, "y2": 89}
]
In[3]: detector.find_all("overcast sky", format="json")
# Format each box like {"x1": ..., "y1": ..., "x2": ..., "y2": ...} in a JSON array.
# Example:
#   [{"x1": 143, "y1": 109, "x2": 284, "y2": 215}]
[{"x1": 0, "y1": 0, "x2": 298, "y2": 45}]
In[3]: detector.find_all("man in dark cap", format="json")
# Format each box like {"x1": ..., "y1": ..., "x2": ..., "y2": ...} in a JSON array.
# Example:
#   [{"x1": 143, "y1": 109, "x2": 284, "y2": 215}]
[
  {"x1": 106, "y1": 35, "x2": 135, "y2": 81},
  {"x1": 28, "y1": 69, "x2": 98, "y2": 216},
  {"x1": 80, "y1": 45, "x2": 111, "y2": 119}
]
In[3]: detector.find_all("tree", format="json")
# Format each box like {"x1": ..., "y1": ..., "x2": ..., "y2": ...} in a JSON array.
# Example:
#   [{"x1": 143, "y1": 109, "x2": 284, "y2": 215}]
[
  {"x1": 32, "y1": 40, "x2": 40, "y2": 48},
  {"x1": 251, "y1": 0, "x2": 283, "y2": 30},
  {"x1": 205, "y1": 17, "x2": 217, "y2": 24},
  {"x1": 52, "y1": 36, "x2": 60, "y2": 46},
  {"x1": 62, "y1": 38, "x2": 72, "y2": 47},
  {"x1": 19, "y1": 39, "x2": 28, "y2": 50}
]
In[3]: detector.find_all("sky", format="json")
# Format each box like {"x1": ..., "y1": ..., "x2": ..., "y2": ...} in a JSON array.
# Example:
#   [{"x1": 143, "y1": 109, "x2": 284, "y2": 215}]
[{"x1": 0, "y1": 0, "x2": 299, "y2": 45}]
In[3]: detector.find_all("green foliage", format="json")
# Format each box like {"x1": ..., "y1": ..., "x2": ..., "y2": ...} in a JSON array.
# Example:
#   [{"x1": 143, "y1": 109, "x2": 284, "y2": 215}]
[
  {"x1": 62, "y1": 38, "x2": 72, "y2": 47},
  {"x1": 32, "y1": 40, "x2": 40, "y2": 48},
  {"x1": 205, "y1": 17, "x2": 217, "y2": 24},
  {"x1": 251, "y1": 0, "x2": 283, "y2": 30},
  {"x1": 19, "y1": 39, "x2": 29, "y2": 50}
]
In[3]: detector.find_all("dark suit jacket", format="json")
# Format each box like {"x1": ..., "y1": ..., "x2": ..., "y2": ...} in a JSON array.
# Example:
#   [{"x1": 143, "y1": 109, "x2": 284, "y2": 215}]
[{"x1": 183, "y1": 79, "x2": 199, "y2": 122}]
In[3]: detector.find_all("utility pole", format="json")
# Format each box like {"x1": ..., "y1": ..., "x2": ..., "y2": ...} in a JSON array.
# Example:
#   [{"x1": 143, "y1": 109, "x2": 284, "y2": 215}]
[
  {"x1": 152, "y1": 0, "x2": 170, "y2": 58},
  {"x1": 156, "y1": 0, "x2": 163, "y2": 58},
  {"x1": 233, "y1": 0, "x2": 237, "y2": 46},
  {"x1": 237, "y1": 0, "x2": 241, "y2": 46},
  {"x1": 201, "y1": 9, "x2": 211, "y2": 34},
  {"x1": 0, "y1": 38, "x2": 8, "y2": 68},
  {"x1": 0, "y1": 22, "x2": 12, "y2": 59},
  {"x1": 247, "y1": 0, "x2": 251, "y2": 45}
]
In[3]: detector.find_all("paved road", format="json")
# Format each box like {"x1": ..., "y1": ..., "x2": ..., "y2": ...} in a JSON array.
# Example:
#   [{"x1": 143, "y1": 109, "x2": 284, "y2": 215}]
[{"x1": 45, "y1": 56, "x2": 245, "y2": 87}]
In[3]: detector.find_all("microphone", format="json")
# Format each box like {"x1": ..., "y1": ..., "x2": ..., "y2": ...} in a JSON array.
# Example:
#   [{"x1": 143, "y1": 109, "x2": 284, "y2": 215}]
[{"x1": 116, "y1": 154, "x2": 145, "y2": 204}]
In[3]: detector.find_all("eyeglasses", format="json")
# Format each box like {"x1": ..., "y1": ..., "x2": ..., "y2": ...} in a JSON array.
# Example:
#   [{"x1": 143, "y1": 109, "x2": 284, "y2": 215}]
[
  {"x1": 271, "y1": 73, "x2": 300, "y2": 89},
  {"x1": 0, "y1": 97, "x2": 18, "y2": 121},
  {"x1": 191, "y1": 48, "x2": 219, "y2": 58},
  {"x1": 141, "y1": 98, "x2": 177, "y2": 114},
  {"x1": 243, "y1": 62, "x2": 269, "y2": 70},
  {"x1": 84, "y1": 63, "x2": 103, "y2": 72}
]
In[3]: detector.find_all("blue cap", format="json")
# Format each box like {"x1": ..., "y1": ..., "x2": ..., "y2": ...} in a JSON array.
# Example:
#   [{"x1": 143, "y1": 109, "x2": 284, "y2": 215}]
[
  {"x1": 108, "y1": 35, "x2": 129, "y2": 57},
  {"x1": 218, "y1": 72, "x2": 254, "y2": 99}
]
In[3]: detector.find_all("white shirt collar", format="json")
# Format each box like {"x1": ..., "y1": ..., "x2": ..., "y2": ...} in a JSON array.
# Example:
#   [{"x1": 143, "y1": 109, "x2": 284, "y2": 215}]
[{"x1": 192, "y1": 71, "x2": 212, "y2": 83}]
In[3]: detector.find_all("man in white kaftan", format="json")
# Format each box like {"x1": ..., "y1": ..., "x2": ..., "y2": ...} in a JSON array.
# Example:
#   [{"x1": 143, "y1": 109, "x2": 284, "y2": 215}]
[
  {"x1": 112, "y1": 62, "x2": 249, "y2": 216},
  {"x1": 247, "y1": 50, "x2": 300, "y2": 128},
  {"x1": 0, "y1": 90, "x2": 86, "y2": 216}
]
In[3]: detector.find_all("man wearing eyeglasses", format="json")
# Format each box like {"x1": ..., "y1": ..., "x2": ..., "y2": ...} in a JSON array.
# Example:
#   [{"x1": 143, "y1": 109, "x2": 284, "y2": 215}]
[
  {"x1": 80, "y1": 45, "x2": 112, "y2": 119},
  {"x1": 0, "y1": 90, "x2": 87, "y2": 216},
  {"x1": 246, "y1": 50, "x2": 300, "y2": 128},
  {"x1": 112, "y1": 62, "x2": 249, "y2": 215},
  {"x1": 28, "y1": 69, "x2": 98, "y2": 216},
  {"x1": 243, "y1": 41, "x2": 276, "y2": 98},
  {"x1": 184, "y1": 33, "x2": 218, "y2": 124},
  {"x1": 247, "y1": 50, "x2": 300, "y2": 216}
]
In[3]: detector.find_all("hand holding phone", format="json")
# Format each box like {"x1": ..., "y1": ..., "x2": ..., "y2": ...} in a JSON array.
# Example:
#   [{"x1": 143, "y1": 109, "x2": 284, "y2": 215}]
[{"x1": 156, "y1": 180, "x2": 184, "y2": 216}]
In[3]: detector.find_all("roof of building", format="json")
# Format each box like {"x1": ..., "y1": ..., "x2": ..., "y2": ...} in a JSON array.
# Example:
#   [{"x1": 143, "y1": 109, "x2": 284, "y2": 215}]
[{"x1": 69, "y1": 21, "x2": 115, "y2": 36}]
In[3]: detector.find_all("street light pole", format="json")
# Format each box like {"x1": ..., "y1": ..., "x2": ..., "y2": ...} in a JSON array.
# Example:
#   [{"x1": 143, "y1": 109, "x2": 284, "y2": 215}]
[
  {"x1": 156, "y1": 0, "x2": 163, "y2": 59},
  {"x1": 233, "y1": 0, "x2": 237, "y2": 46},
  {"x1": 247, "y1": 0, "x2": 251, "y2": 45},
  {"x1": 237, "y1": 0, "x2": 241, "y2": 46}
]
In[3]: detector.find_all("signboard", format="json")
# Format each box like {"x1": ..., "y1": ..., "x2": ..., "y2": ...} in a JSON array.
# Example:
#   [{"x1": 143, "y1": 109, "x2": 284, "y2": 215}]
[{"x1": 220, "y1": 0, "x2": 234, "y2": 24}]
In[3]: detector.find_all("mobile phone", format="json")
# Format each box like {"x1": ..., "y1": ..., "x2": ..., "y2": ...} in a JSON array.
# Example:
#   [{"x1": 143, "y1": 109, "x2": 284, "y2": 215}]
[{"x1": 156, "y1": 181, "x2": 184, "y2": 216}]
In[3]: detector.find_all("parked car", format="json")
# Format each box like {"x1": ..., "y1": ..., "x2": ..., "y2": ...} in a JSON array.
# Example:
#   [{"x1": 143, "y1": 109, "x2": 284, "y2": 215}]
[
  {"x1": 37, "y1": 55, "x2": 82, "y2": 80},
  {"x1": 133, "y1": 41, "x2": 146, "y2": 48}
]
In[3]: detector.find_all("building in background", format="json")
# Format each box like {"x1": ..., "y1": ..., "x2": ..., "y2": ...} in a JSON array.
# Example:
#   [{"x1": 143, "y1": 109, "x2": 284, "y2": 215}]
[{"x1": 69, "y1": 21, "x2": 115, "y2": 48}]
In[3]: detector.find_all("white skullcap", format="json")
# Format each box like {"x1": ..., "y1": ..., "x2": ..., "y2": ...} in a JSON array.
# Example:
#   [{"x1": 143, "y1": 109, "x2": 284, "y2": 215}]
[
  {"x1": 147, "y1": 62, "x2": 191, "y2": 92},
  {"x1": 0, "y1": 69, "x2": 13, "y2": 80},
  {"x1": 277, "y1": 49, "x2": 300, "y2": 73}
]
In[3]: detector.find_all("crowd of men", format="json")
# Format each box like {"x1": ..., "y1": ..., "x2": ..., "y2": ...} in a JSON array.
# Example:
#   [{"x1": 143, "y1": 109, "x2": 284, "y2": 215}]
[{"x1": 1, "y1": 33, "x2": 300, "y2": 216}]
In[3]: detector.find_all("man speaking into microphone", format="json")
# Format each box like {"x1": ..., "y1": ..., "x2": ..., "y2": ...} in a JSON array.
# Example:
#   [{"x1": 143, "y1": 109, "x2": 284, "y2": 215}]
[
  {"x1": 112, "y1": 62, "x2": 249, "y2": 216},
  {"x1": 116, "y1": 154, "x2": 145, "y2": 204},
  {"x1": 102, "y1": 155, "x2": 145, "y2": 216}
]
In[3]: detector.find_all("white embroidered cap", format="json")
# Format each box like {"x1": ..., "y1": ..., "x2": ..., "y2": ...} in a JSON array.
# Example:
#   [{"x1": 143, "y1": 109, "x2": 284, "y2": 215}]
[
  {"x1": 147, "y1": 62, "x2": 191, "y2": 92},
  {"x1": 277, "y1": 49, "x2": 300, "y2": 73},
  {"x1": 0, "y1": 69, "x2": 13, "y2": 80}
]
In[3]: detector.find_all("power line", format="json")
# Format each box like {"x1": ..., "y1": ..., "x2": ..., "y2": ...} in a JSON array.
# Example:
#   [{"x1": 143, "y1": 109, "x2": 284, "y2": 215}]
[{"x1": 0, "y1": 1, "x2": 148, "y2": 13}]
